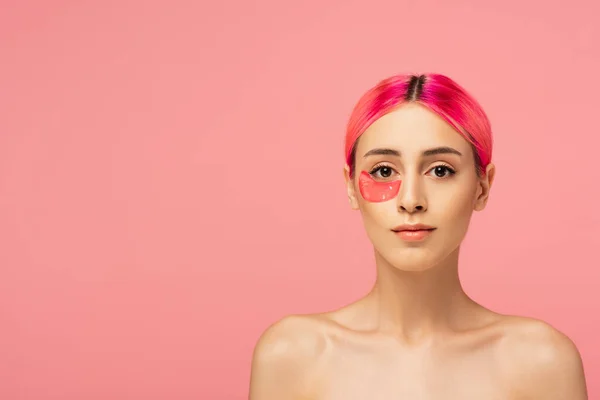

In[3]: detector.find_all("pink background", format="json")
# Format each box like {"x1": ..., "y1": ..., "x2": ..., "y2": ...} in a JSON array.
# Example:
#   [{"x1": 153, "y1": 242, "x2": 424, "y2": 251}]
[{"x1": 1, "y1": 1, "x2": 598, "y2": 399}]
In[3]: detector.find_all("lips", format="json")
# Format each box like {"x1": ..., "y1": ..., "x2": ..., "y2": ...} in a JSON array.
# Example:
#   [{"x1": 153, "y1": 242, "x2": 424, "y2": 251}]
[
  {"x1": 392, "y1": 224, "x2": 436, "y2": 242},
  {"x1": 392, "y1": 224, "x2": 436, "y2": 232}
]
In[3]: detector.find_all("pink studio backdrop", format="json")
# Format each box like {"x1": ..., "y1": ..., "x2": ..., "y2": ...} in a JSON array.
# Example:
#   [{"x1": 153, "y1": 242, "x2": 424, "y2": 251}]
[{"x1": 1, "y1": 1, "x2": 598, "y2": 399}]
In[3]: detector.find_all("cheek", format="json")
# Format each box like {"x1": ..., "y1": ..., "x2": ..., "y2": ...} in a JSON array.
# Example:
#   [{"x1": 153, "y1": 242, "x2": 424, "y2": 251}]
[
  {"x1": 358, "y1": 201, "x2": 398, "y2": 248},
  {"x1": 437, "y1": 184, "x2": 477, "y2": 224},
  {"x1": 358, "y1": 171, "x2": 402, "y2": 203}
]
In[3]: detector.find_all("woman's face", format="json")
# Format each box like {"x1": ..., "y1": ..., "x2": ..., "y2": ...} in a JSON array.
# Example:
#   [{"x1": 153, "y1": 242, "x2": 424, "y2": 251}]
[{"x1": 344, "y1": 103, "x2": 495, "y2": 271}]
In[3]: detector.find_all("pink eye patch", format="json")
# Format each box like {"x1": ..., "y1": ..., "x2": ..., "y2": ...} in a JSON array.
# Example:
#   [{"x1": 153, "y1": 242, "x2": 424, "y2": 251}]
[{"x1": 358, "y1": 171, "x2": 402, "y2": 203}]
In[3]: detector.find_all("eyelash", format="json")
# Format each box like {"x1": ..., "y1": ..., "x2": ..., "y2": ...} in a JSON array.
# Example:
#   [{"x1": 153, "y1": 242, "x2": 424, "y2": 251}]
[
  {"x1": 430, "y1": 165, "x2": 456, "y2": 178},
  {"x1": 369, "y1": 163, "x2": 456, "y2": 179},
  {"x1": 369, "y1": 164, "x2": 396, "y2": 179}
]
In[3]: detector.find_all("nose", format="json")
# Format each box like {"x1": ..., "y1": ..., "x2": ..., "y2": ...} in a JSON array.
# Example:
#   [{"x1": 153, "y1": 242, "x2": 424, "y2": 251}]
[{"x1": 397, "y1": 174, "x2": 427, "y2": 213}]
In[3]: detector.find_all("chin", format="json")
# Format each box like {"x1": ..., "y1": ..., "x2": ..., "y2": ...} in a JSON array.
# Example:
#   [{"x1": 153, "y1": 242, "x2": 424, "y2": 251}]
[
  {"x1": 391, "y1": 259, "x2": 439, "y2": 273},
  {"x1": 377, "y1": 237, "x2": 465, "y2": 272},
  {"x1": 377, "y1": 247, "x2": 441, "y2": 272}
]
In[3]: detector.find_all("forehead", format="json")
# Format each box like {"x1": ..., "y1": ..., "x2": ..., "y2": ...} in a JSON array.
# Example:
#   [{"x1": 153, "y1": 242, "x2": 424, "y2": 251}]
[{"x1": 356, "y1": 103, "x2": 471, "y2": 156}]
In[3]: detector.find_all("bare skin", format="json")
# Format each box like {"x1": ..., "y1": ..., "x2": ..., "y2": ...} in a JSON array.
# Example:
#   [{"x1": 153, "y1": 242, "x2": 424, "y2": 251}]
[{"x1": 249, "y1": 104, "x2": 588, "y2": 399}]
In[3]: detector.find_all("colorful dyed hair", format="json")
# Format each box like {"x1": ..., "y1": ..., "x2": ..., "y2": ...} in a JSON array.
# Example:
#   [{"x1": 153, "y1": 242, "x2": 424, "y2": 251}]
[{"x1": 345, "y1": 73, "x2": 493, "y2": 177}]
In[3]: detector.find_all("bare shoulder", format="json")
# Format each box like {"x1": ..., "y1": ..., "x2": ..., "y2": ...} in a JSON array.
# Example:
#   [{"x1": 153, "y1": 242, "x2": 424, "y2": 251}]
[
  {"x1": 496, "y1": 316, "x2": 588, "y2": 399},
  {"x1": 251, "y1": 314, "x2": 328, "y2": 365},
  {"x1": 249, "y1": 314, "x2": 330, "y2": 400}
]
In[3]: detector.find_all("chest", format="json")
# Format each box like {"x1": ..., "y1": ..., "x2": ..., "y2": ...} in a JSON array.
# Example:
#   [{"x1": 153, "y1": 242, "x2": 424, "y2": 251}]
[{"x1": 309, "y1": 345, "x2": 515, "y2": 400}]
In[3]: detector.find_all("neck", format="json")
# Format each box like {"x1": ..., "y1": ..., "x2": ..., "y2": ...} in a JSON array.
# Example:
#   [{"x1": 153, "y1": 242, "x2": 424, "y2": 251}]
[{"x1": 365, "y1": 247, "x2": 476, "y2": 342}]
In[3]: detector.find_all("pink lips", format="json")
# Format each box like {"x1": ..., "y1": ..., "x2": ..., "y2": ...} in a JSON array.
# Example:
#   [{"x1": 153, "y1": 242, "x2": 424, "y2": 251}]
[{"x1": 392, "y1": 224, "x2": 436, "y2": 242}]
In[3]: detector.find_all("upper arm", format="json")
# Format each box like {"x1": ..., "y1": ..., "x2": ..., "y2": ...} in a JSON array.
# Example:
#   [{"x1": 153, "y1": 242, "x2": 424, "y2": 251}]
[
  {"x1": 506, "y1": 320, "x2": 588, "y2": 399},
  {"x1": 248, "y1": 316, "x2": 320, "y2": 400},
  {"x1": 528, "y1": 334, "x2": 587, "y2": 399}
]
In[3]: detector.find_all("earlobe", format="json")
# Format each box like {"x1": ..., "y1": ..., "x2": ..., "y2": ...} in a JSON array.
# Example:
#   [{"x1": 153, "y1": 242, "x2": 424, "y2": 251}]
[{"x1": 343, "y1": 165, "x2": 360, "y2": 210}]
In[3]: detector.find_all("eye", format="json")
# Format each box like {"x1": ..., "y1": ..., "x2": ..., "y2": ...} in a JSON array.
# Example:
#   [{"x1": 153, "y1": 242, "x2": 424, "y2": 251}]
[
  {"x1": 428, "y1": 165, "x2": 456, "y2": 179},
  {"x1": 369, "y1": 164, "x2": 397, "y2": 180}
]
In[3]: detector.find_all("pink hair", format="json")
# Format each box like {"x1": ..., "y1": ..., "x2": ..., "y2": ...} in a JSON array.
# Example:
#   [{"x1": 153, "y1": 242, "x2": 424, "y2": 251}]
[{"x1": 345, "y1": 73, "x2": 493, "y2": 176}]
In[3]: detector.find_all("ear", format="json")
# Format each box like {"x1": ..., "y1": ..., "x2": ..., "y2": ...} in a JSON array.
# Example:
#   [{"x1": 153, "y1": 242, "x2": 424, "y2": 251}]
[
  {"x1": 343, "y1": 165, "x2": 360, "y2": 210},
  {"x1": 474, "y1": 163, "x2": 495, "y2": 211}
]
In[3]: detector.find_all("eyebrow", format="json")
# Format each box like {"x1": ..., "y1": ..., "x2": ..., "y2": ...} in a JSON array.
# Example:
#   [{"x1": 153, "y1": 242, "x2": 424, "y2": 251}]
[{"x1": 363, "y1": 146, "x2": 462, "y2": 158}]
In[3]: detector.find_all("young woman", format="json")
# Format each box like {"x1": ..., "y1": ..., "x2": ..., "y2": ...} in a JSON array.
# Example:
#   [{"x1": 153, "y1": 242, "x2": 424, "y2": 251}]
[{"x1": 248, "y1": 73, "x2": 588, "y2": 399}]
